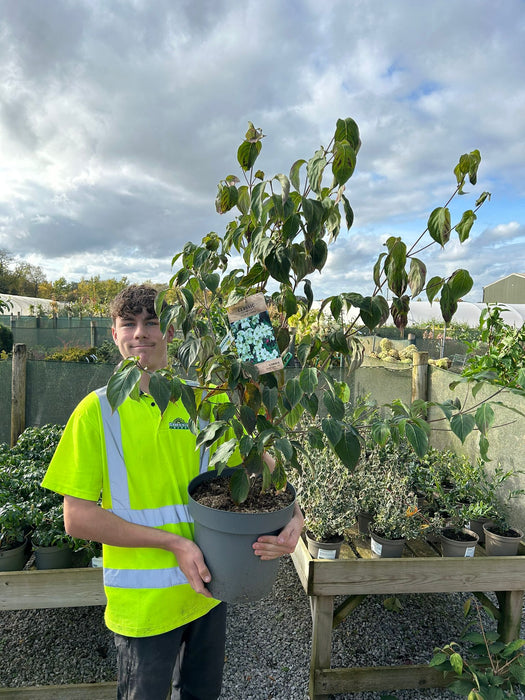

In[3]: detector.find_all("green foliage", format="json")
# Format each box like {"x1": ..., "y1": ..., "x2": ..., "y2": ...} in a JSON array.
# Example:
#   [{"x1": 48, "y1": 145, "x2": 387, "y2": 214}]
[
  {"x1": 429, "y1": 597, "x2": 525, "y2": 699},
  {"x1": 462, "y1": 306, "x2": 525, "y2": 390},
  {"x1": 0, "y1": 425, "x2": 88, "y2": 553},
  {"x1": 45, "y1": 345, "x2": 99, "y2": 362},
  {"x1": 0, "y1": 323, "x2": 13, "y2": 353},
  {"x1": 107, "y1": 118, "x2": 489, "y2": 503}
]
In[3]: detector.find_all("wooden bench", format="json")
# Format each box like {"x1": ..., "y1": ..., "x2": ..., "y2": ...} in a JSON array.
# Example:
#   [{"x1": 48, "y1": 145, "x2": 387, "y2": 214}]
[{"x1": 291, "y1": 528, "x2": 525, "y2": 699}]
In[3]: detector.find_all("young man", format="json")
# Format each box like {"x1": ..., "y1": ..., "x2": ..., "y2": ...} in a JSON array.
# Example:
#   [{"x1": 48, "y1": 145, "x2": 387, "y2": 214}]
[{"x1": 42, "y1": 284, "x2": 303, "y2": 700}]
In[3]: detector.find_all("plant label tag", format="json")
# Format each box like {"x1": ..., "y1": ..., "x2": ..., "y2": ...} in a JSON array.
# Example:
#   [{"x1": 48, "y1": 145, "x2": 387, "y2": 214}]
[
  {"x1": 227, "y1": 293, "x2": 284, "y2": 375},
  {"x1": 465, "y1": 546, "x2": 476, "y2": 557},
  {"x1": 317, "y1": 548, "x2": 337, "y2": 560},
  {"x1": 371, "y1": 539, "x2": 382, "y2": 556}
]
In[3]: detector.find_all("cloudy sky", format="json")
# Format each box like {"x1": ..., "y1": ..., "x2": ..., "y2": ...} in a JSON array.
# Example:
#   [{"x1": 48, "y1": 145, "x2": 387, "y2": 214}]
[{"x1": 1, "y1": 0, "x2": 524, "y2": 303}]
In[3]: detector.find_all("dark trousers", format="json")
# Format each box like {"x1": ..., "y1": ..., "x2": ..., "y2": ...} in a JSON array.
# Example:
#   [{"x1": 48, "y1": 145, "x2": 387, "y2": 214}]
[{"x1": 114, "y1": 603, "x2": 227, "y2": 700}]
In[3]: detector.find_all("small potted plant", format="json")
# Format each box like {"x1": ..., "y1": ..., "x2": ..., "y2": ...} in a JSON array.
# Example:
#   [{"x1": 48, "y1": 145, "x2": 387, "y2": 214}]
[
  {"x1": 292, "y1": 421, "x2": 358, "y2": 559},
  {"x1": 31, "y1": 504, "x2": 75, "y2": 569},
  {"x1": 0, "y1": 502, "x2": 30, "y2": 571}
]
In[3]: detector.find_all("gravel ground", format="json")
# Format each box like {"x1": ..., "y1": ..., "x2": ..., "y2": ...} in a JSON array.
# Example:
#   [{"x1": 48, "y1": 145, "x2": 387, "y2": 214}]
[{"x1": 1, "y1": 556, "x2": 524, "y2": 699}]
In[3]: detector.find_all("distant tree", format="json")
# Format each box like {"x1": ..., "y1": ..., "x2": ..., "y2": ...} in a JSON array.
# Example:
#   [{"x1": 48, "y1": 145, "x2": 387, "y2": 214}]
[{"x1": 13, "y1": 262, "x2": 47, "y2": 297}]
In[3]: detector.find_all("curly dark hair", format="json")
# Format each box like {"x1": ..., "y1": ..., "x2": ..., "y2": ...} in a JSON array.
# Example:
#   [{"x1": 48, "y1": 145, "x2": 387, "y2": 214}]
[{"x1": 109, "y1": 284, "x2": 164, "y2": 322}]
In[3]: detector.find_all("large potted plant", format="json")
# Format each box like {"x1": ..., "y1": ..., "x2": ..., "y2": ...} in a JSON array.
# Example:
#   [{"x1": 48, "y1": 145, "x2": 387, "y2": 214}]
[{"x1": 107, "y1": 118, "x2": 489, "y2": 601}]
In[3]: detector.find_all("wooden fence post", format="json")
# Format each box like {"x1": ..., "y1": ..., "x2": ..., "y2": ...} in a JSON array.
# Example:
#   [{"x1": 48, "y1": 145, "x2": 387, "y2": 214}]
[
  {"x1": 90, "y1": 320, "x2": 96, "y2": 347},
  {"x1": 411, "y1": 351, "x2": 428, "y2": 404},
  {"x1": 10, "y1": 343, "x2": 27, "y2": 447}
]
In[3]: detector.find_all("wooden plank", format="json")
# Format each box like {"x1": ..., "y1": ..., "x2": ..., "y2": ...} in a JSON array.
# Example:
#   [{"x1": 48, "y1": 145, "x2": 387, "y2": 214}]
[
  {"x1": 314, "y1": 664, "x2": 451, "y2": 694},
  {"x1": 0, "y1": 567, "x2": 105, "y2": 610},
  {"x1": 310, "y1": 595, "x2": 333, "y2": 700},
  {"x1": 0, "y1": 682, "x2": 116, "y2": 698},
  {"x1": 291, "y1": 537, "x2": 312, "y2": 595},
  {"x1": 307, "y1": 555, "x2": 525, "y2": 596}
]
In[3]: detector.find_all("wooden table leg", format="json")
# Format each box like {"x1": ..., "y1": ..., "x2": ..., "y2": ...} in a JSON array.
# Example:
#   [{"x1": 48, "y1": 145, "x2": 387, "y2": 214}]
[
  {"x1": 496, "y1": 590, "x2": 524, "y2": 643},
  {"x1": 309, "y1": 594, "x2": 333, "y2": 700}
]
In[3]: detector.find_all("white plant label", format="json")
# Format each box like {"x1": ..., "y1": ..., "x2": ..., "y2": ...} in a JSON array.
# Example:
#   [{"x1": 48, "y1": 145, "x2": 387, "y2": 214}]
[
  {"x1": 318, "y1": 548, "x2": 337, "y2": 560},
  {"x1": 465, "y1": 546, "x2": 476, "y2": 557},
  {"x1": 371, "y1": 539, "x2": 382, "y2": 556}
]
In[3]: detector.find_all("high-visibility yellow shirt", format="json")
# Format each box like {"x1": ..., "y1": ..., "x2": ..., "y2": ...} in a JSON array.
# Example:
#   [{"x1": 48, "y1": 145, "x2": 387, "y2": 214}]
[{"x1": 42, "y1": 386, "x2": 230, "y2": 637}]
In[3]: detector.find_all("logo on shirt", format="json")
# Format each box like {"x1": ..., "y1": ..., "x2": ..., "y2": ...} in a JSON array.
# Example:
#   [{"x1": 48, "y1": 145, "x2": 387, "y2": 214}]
[{"x1": 169, "y1": 418, "x2": 190, "y2": 430}]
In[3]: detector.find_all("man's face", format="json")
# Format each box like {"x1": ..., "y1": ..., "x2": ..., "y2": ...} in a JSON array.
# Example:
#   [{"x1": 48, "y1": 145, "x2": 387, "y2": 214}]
[{"x1": 111, "y1": 308, "x2": 174, "y2": 371}]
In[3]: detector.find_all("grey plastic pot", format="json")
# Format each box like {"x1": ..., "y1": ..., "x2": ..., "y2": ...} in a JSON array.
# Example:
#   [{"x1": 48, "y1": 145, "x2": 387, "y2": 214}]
[
  {"x1": 440, "y1": 527, "x2": 479, "y2": 558},
  {"x1": 483, "y1": 522, "x2": 523, "y2": 556},
  {"x1": 0, "y1": 538, "x2": 28, "y2": 571},
  {"x1": 370, "y1": 532, "x2": 406, "y2": 558},
  {"x1": 33, "y1": 543, "x2": 73, "y2": 570},
  {"x1": 305, "y1": 532, "x2": 344, "y2": 559},
  {"x1": 187, "y1": 469, "x2": 296, "y2": 603}
]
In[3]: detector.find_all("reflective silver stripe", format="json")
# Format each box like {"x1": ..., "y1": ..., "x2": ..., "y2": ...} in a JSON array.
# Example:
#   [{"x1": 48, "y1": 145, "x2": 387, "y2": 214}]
[
  {"x1": 95, "y1": 387, "x2": 130, "y2": 511},
  {"x1": 104, "y1": 566, "x2": 188, "y2": 589},
  {"x1": 109, "y1": 503, "x2": 191, "y2": 528}
]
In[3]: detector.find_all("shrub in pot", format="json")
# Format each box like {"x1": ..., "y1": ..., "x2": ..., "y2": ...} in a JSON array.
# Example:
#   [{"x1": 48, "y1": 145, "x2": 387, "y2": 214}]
[
  {"x1": 107, "y1": 118, "x2": 489, "y2": 599},
  {"x1": 292, "y1": 418, "x2": 359, "y2": 559},
  {"x1": 31, "y1": 504, "x2": 75, "y2": 569},
  {"x1": 0, "y1": 502, "x2": 31, "y2": 571}
]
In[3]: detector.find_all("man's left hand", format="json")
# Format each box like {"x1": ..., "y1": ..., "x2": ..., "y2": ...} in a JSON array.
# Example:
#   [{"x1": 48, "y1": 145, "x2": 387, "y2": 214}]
[{"x1": 252, "y1": 503, "x2": 304, "y2": 561}]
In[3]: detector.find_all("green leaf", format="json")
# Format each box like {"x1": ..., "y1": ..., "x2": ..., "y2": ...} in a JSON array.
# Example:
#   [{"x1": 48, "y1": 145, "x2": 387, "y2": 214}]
[
  {"x1": 475, "y1": 403, "x2": 495, "y2": 435},
  {"x1": 333, "y1": 428, "x2": 361, "y2": 469},
  {"x1": 450, "y1": 413, "x2": 476, "y2": 443},
  {"x1": 439, "y1": 283, "x2": 457, "y2": 324},
  {"x1": 408, "y1": 258, "x2": 427, "y2": 297},
  {"x1": 274, "y1": 438, "x2": 294, "y2": 461},
  {"x1": 371, "y1": 421, "x2": 390, "y2": 446},
  {"x1": 239, "y1": 405, "x2": 257, "y2": 434},
  {"x1": 180, "y1": 383, "x2": 197, "y2": 421},
  {"x1": 332, "y1": 140, "x2": 356, "y2": 186},
  {"x1": 455, "y1": 209, "x2": 476, "y2": 242},
  {"x1": 148, "y1": 372, "x2": 172, "y2": 414},
  {"x1": 322, "y1": 417, "x2": 343, "y2": 447},
  {"x1": 251, "y1": 181, "x2": 266, "y2": 221},
  {"x1": 426, "y1": 276, "x2": 443, "y2": 304},
  {"x1": 299, "y1": 367, "x2": 318, "y2": 394},
  {"x1": 215, "y1": 183, "x2": 238, "y2": 214},
  {"x1": 272, "y1": 462, "x2": 287, "y2": 490},
  {"x1": 106, "y1": 363, "x2": 142, "y2": 411},
  {"x1": 311, "y1": 239, "x2": 328, "y2": 271},
  {"x1": 304, "y1": 279, "x2": 313, "y2": 311},
  {"x1": 428, "y1": 207, "x2": 451, "y2": 246},
  {"x1": 274, "y1": 173, "x2": 290, "y2": 205},
  {"x1": 340, "y1": 194, "x2": 354, "y2": 230},
  {"x1": 178, "y1": 337, "x2": 200, "y2": 372},
  {"x1": 265, "y1": 246, "x2": 291, "y2": 284},
  {"x1": 449, "y1": 652, "x2": 463, "y2": 675},
  {"x1": 196, "y1": 421, "x2": 229, "y2": 449},
  {"x1": 323, "y1": 392, "x2": 345, "y2": 420},
  {"x1": 284, "y1": 377, "x2": 303, "y2": 408},
  {"x1": 237, "y1": 140, "x2": 262, "y2": 171},
  {"x1": 479, "y1": 434, "x2": 490, "y2": 462},
  {"x1": 334, "y1": 117, "x2": 361, "y2": 152},
  {"x1": 202, "y1": 273, "x2": 220, "y2": 293},
  {"x1": 230, "y1": 468, "x2": 251, "y2": 504},
  {"x1": 405, "y1": 422, "x2": 429, "y2": 458},
  {"x1": 290, "y1": 159, "x2": 306, "y2": 192},
  {"x1": 448, "y1": 269, "x2": 473, "y2": 301},
  {"x1": 301, "y1": 392, "x2": 319, "y2": 418},
  {"x1": 306, "y1": 148, "x2": 327, "y2": 194},
  {"x1": 262, "y1": 385, "x2": 278, "y2": 416}
]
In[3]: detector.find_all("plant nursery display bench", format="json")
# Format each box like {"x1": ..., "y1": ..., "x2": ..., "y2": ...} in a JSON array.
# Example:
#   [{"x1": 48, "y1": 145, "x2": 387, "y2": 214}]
[{"x1": 291, "y1": 527, "x2": 525, "y2": 700}]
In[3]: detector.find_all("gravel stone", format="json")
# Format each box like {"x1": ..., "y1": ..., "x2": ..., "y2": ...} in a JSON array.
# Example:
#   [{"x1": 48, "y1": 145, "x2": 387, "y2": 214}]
[{"x1": 1, "y1": 556, "x2": 524, "y2": 699}]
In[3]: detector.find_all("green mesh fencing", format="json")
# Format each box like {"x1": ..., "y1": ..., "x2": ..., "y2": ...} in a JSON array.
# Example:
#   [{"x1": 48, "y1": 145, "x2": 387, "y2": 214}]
[
  {"x1": 0, "y1": 315, "x2": 113, "y2": 350},
  {"x1": 0, "y1": 360, "x2": 116, "y2": 445}
]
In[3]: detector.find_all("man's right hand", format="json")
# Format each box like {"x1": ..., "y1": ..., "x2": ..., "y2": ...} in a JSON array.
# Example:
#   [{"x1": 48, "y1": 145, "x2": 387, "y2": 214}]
[{"x1": 170, "y1": 537, "x2": 213, "y2": 598}]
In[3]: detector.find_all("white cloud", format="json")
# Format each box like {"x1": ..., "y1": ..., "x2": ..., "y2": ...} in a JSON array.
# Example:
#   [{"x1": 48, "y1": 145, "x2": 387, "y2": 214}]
[{"x1": 0, "y1": 0, "x2": 524, "y2": 308}]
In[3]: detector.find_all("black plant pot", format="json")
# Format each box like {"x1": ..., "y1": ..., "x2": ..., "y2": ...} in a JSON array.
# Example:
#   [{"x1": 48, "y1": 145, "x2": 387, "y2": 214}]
[{"x1": 188, "y1": 469, "x2": 296, "y2": 603}]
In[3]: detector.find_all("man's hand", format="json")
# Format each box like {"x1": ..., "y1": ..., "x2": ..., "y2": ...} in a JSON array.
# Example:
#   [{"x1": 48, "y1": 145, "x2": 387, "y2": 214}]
[
  {"x1": 252, "y1": 503, "x2": 304, "y2": 561},
  {"x1": 169, "y1": 537, "x2": 214, "y2": 598}
]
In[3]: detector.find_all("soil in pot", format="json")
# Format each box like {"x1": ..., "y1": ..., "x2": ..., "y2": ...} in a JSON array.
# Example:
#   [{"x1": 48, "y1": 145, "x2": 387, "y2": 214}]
[
  {"x1": 440, "y1": 527, "x2": 479, "y2": 558},
  {"x1": 188, "y1": 470, "x2": 296, "y2": 603},
  {"x1": 483, "y1": 522, "x2": 524, "y2": 556},
  {"x1": 305, "y1": 532, "x2": 344, "y2": 560}
]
